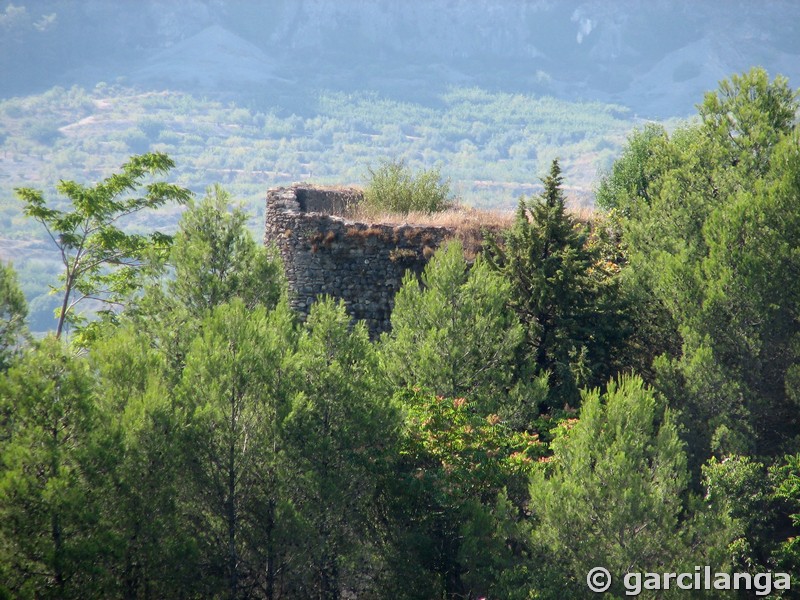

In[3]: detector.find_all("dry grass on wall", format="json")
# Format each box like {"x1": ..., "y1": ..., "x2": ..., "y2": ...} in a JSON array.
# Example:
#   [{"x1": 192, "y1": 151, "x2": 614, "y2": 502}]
[{"x1": 338, "y1": 200, "x2": 598, "y2": 261}]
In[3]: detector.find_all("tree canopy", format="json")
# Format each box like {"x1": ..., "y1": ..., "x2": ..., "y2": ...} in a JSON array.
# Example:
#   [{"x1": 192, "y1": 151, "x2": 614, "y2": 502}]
[
  {"x1": 3, "y1": 68, "x2": 800, "y2": 598},
  {"x1": 0, "y1": 261, "x2": 28, "y2": 371},
  {"x1": 15, "y1": 152, "x2": 192, "y2": 339}
]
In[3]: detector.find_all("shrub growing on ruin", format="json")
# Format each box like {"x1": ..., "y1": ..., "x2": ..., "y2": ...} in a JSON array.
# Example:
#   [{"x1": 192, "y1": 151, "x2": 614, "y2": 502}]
[{"x1": 363, "y1": 158, "x2": 452, "y2": 214}]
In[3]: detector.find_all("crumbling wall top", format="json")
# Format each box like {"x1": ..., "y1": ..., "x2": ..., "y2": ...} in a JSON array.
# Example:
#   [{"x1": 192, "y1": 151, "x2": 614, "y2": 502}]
[
  {"x1": 264, "y1": 183, "x2": 456, "y2": 336},
  {"x1": 268, "y1": 184, "x2": 363, "y2": 217}
]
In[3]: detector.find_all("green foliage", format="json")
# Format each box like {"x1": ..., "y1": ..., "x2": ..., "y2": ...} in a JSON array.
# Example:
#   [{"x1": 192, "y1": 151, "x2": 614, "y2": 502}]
[
  {"x1": 770, "y1": 454, "x2": 800, "y2": 573},
  {"x1": 486, "y1": 159, "x2": 625, "y2": 408},
  {"x1": 2, "y1": 69, "x2": 800, "y2": 598},
  {"x1": 528, "y1": 375, "x2": 705, "y2": 598},
  {"x1": 402, "y1": 389, "x2": 544, "y2": 505},
  {"x1": 1, "y1": 84, "x2": 631, "y2": 332},
  {"x1": 595, "y1": 123, "x2": 668, "y2": 212},
  {"x1": 177, "y1": 298, "x2": 297, "y2": 598},
  {"x1": 381, "y1": 240, "x2": 541, "y2": 418},
  {"x1": 169, "y1": 184, "x2": 285, "y2": 316},
  {"x1": 363, "y1": 158, "x2": 452, "y2": 214},
  {"x1": 608, "y1": 67, "x2": 800, "y2": 462},
  {"x1": 0, "y1": 337, "x2": 105, "y2": 598},
  {"x1": 698, "y1": 68, "x2": 797, "y2": 176},
  {"x1": 702, "y1": 456, "x2": 775, "y2": 575},
  {"x1": 117, "y1": 183, "x2": 288, "y2": 399},
  {"x1": 16, "y1": 152, "x2": 192, "y2": 339},
  {"x1": 285, "y1": 297, "x2": 398, "y2": 598},
  {"x1": 0, "y1": 261, "x2": 28, "y2": 370},
  {"x1": 89, "y1": 325, "x2": 201, "y2": 598},
  {"x1": 389, "y1": 387, "x2": 543, "y2": 598}
]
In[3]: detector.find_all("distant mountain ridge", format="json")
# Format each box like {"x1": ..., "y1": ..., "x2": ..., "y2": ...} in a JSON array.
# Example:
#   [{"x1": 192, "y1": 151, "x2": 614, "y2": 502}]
[
  {"x1": 131, "y1": 25, "x2": 287, "y2": 88},
  {"x1": 2, "y1": 0, "x2": 798, "y2": 117}
]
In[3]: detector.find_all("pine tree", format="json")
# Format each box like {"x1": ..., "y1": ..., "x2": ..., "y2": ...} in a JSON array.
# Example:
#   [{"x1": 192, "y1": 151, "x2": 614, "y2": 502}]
[
  {"x1": 381, "y1": 240, "x2": 538, "y2": 418},
  {"x1": 285, "y1": 298, "x2": 398, "y2": 599},
  {"x1": 122, "y1": 184, "x2": 287, "y2": 389},
  {"x1": 609, "y1": 68, "x2": 800, "y2": 462},
  {"x1": 486, "y1": 159, "x2": 621, "y2": 408},
  {"x1": 90, "y1": 325, "x2": 202, "y2": 598},
  {"x1": 0, "y1": 338, "x2": 105, "y2": 598},
  {"x1": 177, "y1": 298, "x2": 297, "y2": 599},
  {"x1": 528, "y1": 375, "x2": 717, "y2": 598},
  {"x1": 169, "y1": 184, "x2": 285, "y2": 317},
  {"x1": 0, "y1": 261, "x2": 28, "y2": 371}
]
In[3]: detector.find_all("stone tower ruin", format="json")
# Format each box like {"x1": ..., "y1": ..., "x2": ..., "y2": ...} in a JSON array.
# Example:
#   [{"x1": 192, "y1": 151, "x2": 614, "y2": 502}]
[{"x1": 264, "y1": 184, "x2": 454, "y2": 336}]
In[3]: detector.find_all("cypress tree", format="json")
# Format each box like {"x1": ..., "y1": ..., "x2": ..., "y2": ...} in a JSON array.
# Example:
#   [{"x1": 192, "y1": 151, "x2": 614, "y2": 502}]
[{"x1": 486, "y1": 159, "x2": 621, "y2": 408}]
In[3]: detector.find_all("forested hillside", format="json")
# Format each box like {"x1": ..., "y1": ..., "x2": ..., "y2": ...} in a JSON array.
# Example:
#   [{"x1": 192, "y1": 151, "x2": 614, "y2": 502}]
[
  {"x1": 0, "y1": 83, "x2": 632, "y2": 332},
  {"x1": 1, "y1": 68, "x2": 799, "y2": 599},
  {"x1": 3, "y1": 0, "x2": 799, "y2": 333}
]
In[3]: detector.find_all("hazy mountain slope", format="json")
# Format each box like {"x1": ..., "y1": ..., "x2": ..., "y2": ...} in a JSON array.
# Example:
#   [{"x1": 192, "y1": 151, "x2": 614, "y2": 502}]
[
  {"x1": 2, "y1": 1, "x2": 798, "y2": 117},
  {"x1": 130, "y1": 24, "x2": 287, "y2": 88}
]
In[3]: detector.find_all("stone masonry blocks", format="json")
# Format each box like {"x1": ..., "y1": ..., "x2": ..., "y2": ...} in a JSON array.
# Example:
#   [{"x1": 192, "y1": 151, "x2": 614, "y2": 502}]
[{"x1": 264, "y1": 184, "x2": 454, "y2": 336}]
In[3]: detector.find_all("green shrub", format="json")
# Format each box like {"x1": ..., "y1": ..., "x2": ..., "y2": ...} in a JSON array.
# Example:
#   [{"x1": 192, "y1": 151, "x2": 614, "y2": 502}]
[
  {"x1": 121, "y1": 128, "x2": 150, "y2": 153},
  {"x1": 139, "y1": 116, "x2": 165, "y2": 140},
  {"x1": 26, "y1": 120, "x2": 62, "y2": 145},
  {"x1": 363, "y1": 158, "x2": 452, "y2": 214}
]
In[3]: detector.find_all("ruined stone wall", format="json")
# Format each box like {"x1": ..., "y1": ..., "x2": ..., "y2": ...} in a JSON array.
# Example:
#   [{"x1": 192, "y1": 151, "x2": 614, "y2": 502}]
[{"x1": 264, "y1": 185, "x2": 454, "y2": 336}]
